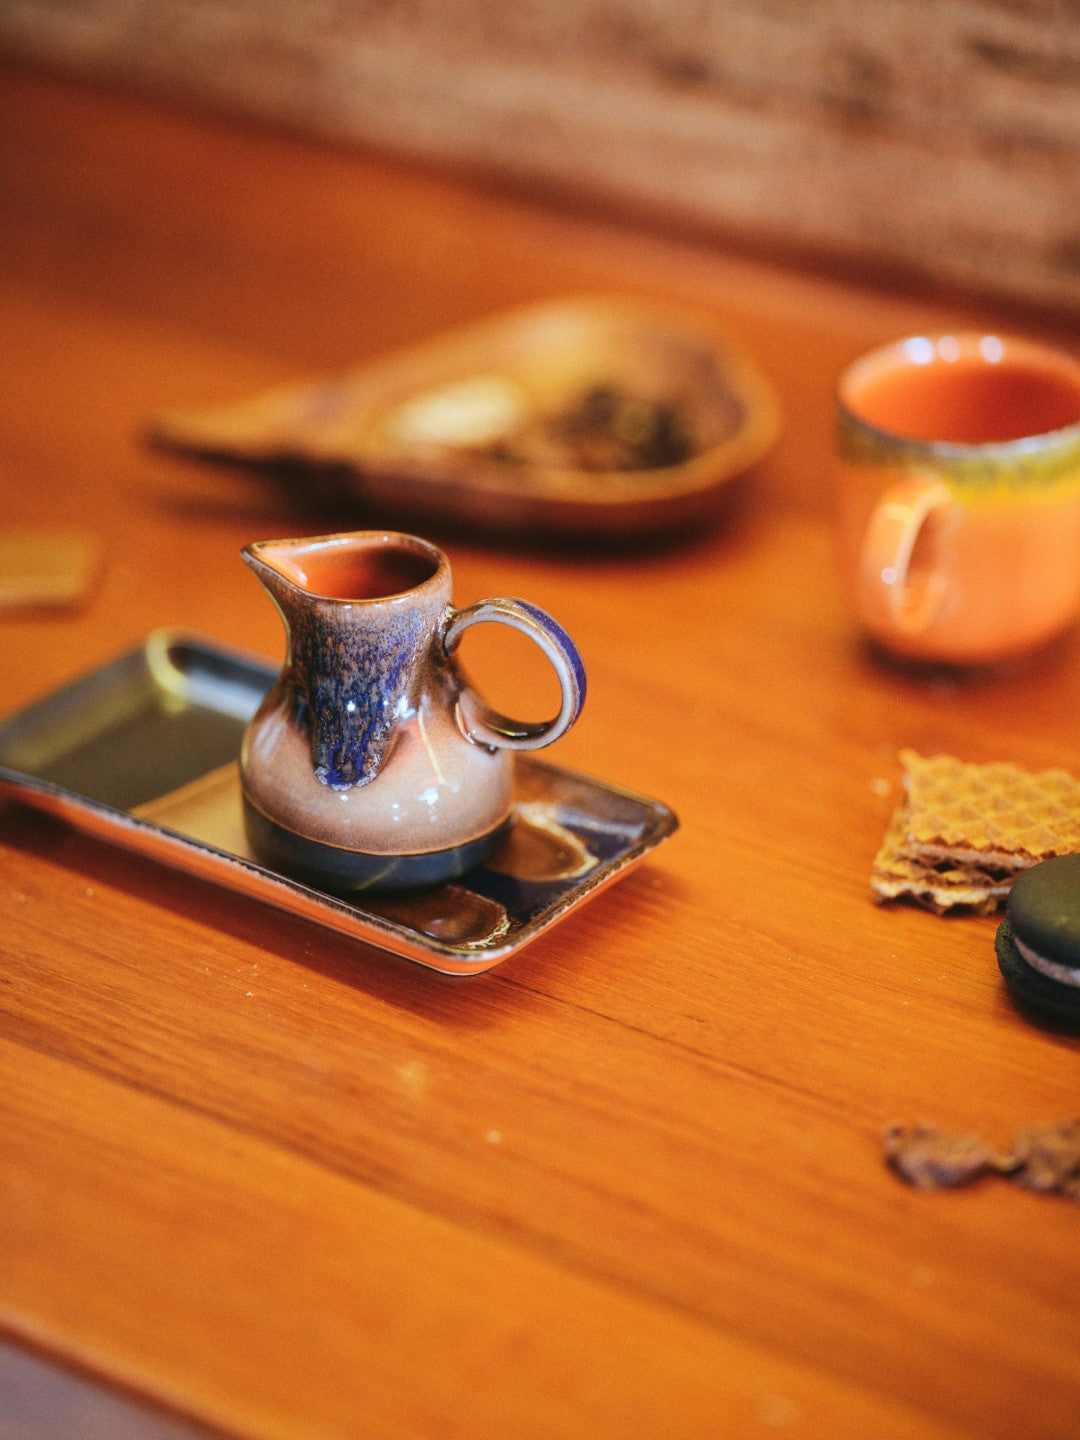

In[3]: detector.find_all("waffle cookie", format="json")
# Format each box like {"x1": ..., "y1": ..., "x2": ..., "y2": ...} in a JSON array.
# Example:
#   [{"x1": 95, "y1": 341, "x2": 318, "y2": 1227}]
[
  {"x1": 872, "y1": 751, "x2": 1080, "y2": 914},
  {"x1": 901, "y1": 749, "x2": 1080, "y2": 870},
  {"x1": 871, "y1": 807, "x2": 1013, "y2": 914}
]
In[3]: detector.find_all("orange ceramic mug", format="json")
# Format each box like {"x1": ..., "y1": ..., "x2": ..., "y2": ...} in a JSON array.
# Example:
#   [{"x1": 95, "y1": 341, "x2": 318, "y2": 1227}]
[{"x1": 836, "y1": 333, "x2": 1080, "y2": 664}]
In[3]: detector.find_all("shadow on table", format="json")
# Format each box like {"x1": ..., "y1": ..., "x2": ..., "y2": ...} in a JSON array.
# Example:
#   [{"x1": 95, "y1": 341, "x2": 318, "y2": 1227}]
[{"x1": 1, "y1": 798, "x2": 685, "y2": 1027}]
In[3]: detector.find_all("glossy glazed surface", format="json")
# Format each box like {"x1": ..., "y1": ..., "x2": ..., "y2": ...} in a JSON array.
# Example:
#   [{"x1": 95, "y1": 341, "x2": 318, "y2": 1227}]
[
  {"x1": 242, "y1": 671, "x2": 513, "y2": 853},
  {"x1": 842, "y1": 336, "x2": 1080, "y2": 444},
  {"x1": 240, "y1": 530, "x2": 584, "y2": 871},
  {"x1": 837, "y1": 334, "x2": 1080, "y2": 663},
  {"x1": 241, "y1": 532, "x2": 514, "y2": 861}
]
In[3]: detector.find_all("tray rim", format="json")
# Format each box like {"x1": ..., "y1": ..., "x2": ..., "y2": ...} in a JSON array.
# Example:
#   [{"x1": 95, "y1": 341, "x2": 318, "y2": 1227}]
[{"x1": 0, "y1": 633, "x2": 678, "y2": 976}]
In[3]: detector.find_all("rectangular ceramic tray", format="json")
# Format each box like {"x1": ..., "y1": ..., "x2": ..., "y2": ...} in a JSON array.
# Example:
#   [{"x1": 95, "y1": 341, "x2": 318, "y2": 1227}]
[{"x1": 0, "y1": 633, "x2": 677, "y2": 974}]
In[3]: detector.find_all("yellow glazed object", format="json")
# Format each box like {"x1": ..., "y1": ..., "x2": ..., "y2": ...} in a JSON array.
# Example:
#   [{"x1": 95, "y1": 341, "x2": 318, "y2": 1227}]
[{"x1": 836, "y1": 333, "x2": 1080, "y2": 664}]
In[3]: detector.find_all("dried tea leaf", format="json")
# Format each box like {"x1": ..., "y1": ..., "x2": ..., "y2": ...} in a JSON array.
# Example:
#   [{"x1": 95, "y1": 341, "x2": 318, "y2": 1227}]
[
  {"x1": 1008, "y1": 1118, "x2": 1080, "y2": 1193},
  {"x1": 885, "y1": 1118, "x2": 1080, "y2": 1203},
  {"x1": 883, "y1": 1123, "x2": 997, "y2": 1189}
]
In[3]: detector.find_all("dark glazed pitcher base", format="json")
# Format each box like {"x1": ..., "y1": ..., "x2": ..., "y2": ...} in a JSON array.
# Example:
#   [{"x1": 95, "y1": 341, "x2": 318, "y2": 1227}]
[{"x1": 242, "y1": 793, "x2": 511, "y2": 895}]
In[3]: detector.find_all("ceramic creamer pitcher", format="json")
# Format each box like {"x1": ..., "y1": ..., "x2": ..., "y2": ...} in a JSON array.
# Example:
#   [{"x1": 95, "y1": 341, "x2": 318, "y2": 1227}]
[{"x1": 240, "y1": 530, "x2": 586, "y2": 892}]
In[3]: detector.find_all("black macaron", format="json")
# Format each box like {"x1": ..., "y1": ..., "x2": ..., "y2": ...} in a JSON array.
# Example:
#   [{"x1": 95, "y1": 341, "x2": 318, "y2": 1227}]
[{"x1": 996, "y1": 854, "x2": 1080, "y2": 1023}]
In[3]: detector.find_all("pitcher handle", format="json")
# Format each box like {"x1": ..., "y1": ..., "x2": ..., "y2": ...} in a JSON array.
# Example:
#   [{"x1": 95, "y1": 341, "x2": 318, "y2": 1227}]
[
  {"x1": 859, "y1": 474, "x2": 953, "y2": 636},
  {"x1": 443, "y1": 598, "x2": 586, "y2": 750}
]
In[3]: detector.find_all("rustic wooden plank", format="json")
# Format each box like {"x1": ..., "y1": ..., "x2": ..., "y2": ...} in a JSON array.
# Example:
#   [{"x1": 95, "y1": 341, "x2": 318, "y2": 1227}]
[{"x1": 1, "y1": 2, "x2": 1079, "y2": 312}]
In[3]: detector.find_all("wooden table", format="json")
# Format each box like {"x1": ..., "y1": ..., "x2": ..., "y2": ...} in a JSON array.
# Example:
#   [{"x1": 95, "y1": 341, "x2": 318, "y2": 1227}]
[{"x1": 2, "y1": 62, "x2": 1079, "y2": 1440}]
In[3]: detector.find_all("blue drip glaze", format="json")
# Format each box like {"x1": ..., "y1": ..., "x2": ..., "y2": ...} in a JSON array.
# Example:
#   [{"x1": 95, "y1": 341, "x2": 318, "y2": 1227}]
[
  {"x1": 293, "y1": 605, "x2": 428, "y2": 789},
  {"x1": 512, "y1": 599, "x2": 588, "y2": 705}
]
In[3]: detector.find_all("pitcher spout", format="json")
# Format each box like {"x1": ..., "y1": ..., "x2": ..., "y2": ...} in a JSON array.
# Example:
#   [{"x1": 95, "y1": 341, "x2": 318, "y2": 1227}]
[{"x1": 242, "y1": 531, "x2": 452, "y2": 789}]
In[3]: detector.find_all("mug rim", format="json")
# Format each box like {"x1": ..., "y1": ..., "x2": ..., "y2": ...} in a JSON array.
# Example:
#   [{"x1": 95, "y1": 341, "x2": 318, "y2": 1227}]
[
  {"x1": 243, "y1": 529, "x2": 449, "y2": 606},
  {"x1": 838, "y1": 332, "x2": 1080, "y2": 460}
]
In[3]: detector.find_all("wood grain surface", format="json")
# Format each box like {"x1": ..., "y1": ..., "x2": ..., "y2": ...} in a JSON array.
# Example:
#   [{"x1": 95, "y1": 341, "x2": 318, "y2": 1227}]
[{"x1": 1, "y1": 62, "x2": 1079, "y2": 1440}]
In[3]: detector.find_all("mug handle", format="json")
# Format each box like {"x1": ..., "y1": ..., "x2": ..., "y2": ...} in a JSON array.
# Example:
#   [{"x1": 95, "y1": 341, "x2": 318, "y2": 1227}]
[
  {"x1": 859, "y1": 474, "x2": 953, "y2": 635},
  {"x1": 442, "y1": 598, "x2": 586, "y2": 750}
]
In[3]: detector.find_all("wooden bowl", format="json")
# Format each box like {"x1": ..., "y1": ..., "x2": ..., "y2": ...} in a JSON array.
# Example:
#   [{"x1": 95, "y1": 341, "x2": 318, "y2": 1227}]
[{"x1": 152, "y1": 295, "x2": 781, "y2": 542}]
